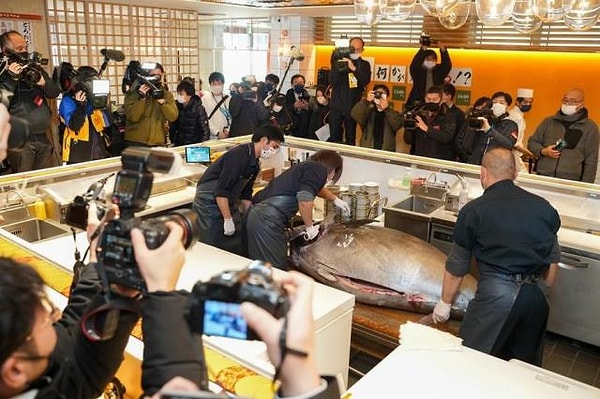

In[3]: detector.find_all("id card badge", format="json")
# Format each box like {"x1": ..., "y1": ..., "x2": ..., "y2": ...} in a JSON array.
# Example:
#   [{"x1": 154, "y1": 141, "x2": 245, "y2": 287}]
[{"x1": 348, "y1": 72, "x2": 358, "y2": 89}]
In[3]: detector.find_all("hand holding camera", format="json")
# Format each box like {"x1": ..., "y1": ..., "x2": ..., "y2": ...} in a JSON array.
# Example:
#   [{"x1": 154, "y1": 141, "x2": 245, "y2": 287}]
[{"x1": 74, "y1": 89, "x2": 87, "y2": 103}]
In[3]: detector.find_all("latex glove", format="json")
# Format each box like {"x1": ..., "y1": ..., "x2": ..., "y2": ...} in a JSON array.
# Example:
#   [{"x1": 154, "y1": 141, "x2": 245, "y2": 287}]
[
  {"x1": 432, "y1": 300, "x2": 452, "y2": 324},
  {"x1": 303, "y1": 225, "x2": 320, "y2": 241},
  {"x1": 333, "y1": 196, "x2": 351, "y2": 216},
  {"x1": 223, "y1": 218, "x2": 235, "y2": 236}
]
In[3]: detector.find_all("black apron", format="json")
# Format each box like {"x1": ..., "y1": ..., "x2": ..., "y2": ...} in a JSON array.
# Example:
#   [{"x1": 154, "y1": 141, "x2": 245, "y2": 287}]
[
  {"x1": 192, "y1": 177, "x2": 249, "y2": 256},
  {"x1": 245, "y1": 195, "x2": 298, "y2": 271}
]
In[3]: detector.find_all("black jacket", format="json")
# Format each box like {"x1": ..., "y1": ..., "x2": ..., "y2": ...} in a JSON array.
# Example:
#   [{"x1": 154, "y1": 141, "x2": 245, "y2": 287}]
[
  {"x1": 28, "y1": 263, "x2": 138, "y2": 398},
  {"x1": 406, "y1": 48, "x2": 452, "y2": 108},
  {"x1": 0, "y1": 68, "x2": 60, "y2": 134},
  {"x1": 329, "y1": 57, "x2": 371, "y2": 113},
  {"x1": 403, "y1": 107, "x2": 456, "y2": 160},
  {"x1": 228, "y1": 94, "x2": 270, "y2": 137},
  {"x1": 170, "y1": 95, "x2": 210, "y2": 146},
  {"x1": 285, "y1": 88, "x2": 311, "y2": 138}
]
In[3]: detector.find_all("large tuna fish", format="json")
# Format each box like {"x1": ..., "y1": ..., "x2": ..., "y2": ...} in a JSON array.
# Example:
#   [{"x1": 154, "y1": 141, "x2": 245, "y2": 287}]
[{"x1": 289, "y1": 221, "x2": 477, "y2": 319}]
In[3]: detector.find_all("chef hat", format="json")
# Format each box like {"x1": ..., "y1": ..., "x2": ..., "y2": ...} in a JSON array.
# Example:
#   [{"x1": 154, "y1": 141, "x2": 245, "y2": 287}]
[{"x1": 517, "y1": 88, "x2": 534, "y2": 98}]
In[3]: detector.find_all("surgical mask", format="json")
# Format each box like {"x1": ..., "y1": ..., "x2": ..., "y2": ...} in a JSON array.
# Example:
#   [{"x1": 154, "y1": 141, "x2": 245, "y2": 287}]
[
  {"x1": 272, "y1": 105, "x2": 283, "y2": 113},
  {"x1": 425, "y1": 102, "x2": 440, "y2": 111},
  {"x1": 210, "y1": 85, "x2": 223, "y2": 95},
  {"x1": 519, "y1": 104, "x2": 532, "y2": 113},
  {"x1": 316, "y1": 96, "x2": 328, "y2": 105},
  {"x1": 261, "y1": 146, "x2": 279, "y2": 159},
  {"x1": 264, "y1": 82, "x2": 274, "y2": 92},
  {"x1": 423, "y1": 60, "x2": 436, "y2": 69},
  {"x1": 561, "y1": 104, "x2": 578, "y2": 116},
  {"x1": 294, "y1": 84, "x2": 304, "y2": 94},
  {"x1": 491, "y1": 103, "x2": 507, "y2": 117},
  {"x1": 349, "y1": 53, "x2": 360, "y2": 60},
  {"x1": 176, "y1": 95, "x2": 185, "y2": 104}
]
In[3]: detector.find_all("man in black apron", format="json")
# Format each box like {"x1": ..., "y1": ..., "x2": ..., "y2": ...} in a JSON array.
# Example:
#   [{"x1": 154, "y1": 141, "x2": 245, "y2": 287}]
[
  {"x1": 246, "y1": 150, "x2": 349, "y2": 270},
  {"x1": 192, "y1": 124, "x2": 285, "y2": 255},
  {"x1": 432, "y1": 147, "x2": 560, "y2": 366}
]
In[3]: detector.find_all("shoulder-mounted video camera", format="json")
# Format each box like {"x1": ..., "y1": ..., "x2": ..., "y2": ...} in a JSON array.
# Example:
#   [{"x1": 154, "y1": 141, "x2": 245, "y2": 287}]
[
  {"x1": 2, "y1": 49, "x2": 48, "y2": 85},
  {"x1": 402, "y1": 101, "x2": 427, "y2": 129},
  {"x1": 53, "y1": 62, "x2": 110, "y2": 109},
  {"x1": 186, "y1": 260, "x2": 289, "y2": 340},
  {"x1": 331, "y1": 46, "x2": 356, "y2": 73},
  {"x1": 96, "y1": 147, "x2": 199, "y2": 292},
  {"x1": 122, "y1": 61, "x2": 165, "y2": 99},
  {"x1": 466, "y1": 108, "x2": 495, "y2": 130}
]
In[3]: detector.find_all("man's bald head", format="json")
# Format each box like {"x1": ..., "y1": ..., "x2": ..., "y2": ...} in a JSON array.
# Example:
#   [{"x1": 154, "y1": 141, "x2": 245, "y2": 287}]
[{"x1": 480, "y1": 148, "x2": 517, "y2": 189}]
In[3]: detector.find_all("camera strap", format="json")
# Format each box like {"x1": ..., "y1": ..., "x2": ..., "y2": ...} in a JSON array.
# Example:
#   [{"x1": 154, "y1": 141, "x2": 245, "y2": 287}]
[
  {"x1": 80, "y1": 294, "x2": 140, "y2": 341},
  {"x1": 208, "y1": 95, "x2": 229, "y2": 121},
  {"x1": 272, "y1": 315, "x2": 309, "y2": 391}
]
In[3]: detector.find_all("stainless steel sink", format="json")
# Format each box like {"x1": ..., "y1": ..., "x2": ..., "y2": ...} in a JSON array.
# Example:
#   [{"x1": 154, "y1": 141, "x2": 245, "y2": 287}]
[
  {"x1": 1, "y1": 218, "x2": 71, "y2": 243},
  {"x1": 392, "y1": 195, "x2": 445, "y2": 215}
]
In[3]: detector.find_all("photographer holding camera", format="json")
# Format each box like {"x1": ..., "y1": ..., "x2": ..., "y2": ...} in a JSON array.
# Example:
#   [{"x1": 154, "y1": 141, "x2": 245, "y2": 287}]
[
  {"x1": 351, "y1": 84, "x2": 403, "y2": 151},
  {"x1": 285, "y1": 74, "x2": 311, "y2": 138},
  {"x1": 228, "y1": 81, "x2": 270, "y2": 138},
  {"x1": 0, "y1": 30, "x2": 60, "y2": 172},
  {"x1": 328, "y1": 37, "x2": 371, "y2": 145},
  {"x1": 58, "y1": 66, "x2": 112, "y2": 164},
  {"x1": 465, "y1": 91, "x2": 519, "y2": 165},
  {"x1": 406, "y1": 33, "x2": 452, "y2": 109},
  {"x1": 403, "y1": 85, "x2": 456, "y2": 161},
  {"x1": 124, "y1": 62, "x2": 178, "y2": 147}
]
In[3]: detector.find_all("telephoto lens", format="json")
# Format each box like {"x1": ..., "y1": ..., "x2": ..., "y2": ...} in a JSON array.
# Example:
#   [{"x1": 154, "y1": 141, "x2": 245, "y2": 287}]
[{"x1": 143, "y1": 208, "x2": 200, "y2": 249}]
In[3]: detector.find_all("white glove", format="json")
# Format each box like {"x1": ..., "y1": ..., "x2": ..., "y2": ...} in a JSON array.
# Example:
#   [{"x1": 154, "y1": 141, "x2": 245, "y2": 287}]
[
  {"x1": 303, "y1": 225, "x2": 320, "y2": 241},
  {"x1": 333, "y1": 196, "x2": 351, "y2": 216},
  {"x1": 432, "y1": 300, "x2": 452, "y2": 324},
  {"x1": 223, "y1": 218, "x2": 235, "y2": 236}
]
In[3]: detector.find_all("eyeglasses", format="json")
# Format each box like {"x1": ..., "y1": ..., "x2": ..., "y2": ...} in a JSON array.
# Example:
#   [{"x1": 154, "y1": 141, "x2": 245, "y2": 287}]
[{"x1": 561, "y1": 98, "x2": 582, "y2": 105}]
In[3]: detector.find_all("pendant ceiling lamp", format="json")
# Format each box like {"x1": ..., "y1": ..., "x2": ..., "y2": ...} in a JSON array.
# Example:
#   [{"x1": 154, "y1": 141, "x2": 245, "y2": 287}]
[
  {"x1": 354, "y1": 0, "x2": 385, "y2": 25},
  {"x1": 476, "y1": 0, "x2": 518, "y2": 25},
  {"x1": 534, "y1": 0, "x2": 566, "y2": 20},
  {"x1": 380, "y1": 0, "x2": 418, "y2": 21},
  {"x1": 420, "y1": 0, "x2": 461, "y2": 16},
  {"x1": 513, "y1": 0, "x2": 543, "y2": 32},
  {"x1": 438, "y1": 0, "x2": 472, "y2": 28},
  {"x1": 563, "y1": 0, "x2": 600, "y2": 30}
]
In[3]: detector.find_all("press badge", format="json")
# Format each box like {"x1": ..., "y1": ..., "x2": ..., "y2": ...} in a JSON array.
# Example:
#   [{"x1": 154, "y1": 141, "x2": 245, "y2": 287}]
[{"x1": 348, "y1": 73, "x2": 358, "y2": 88}]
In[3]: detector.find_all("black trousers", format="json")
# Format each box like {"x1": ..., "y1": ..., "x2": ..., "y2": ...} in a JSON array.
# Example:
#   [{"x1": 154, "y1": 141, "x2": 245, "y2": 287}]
[
  {"x1": 490, "y1": 282, "x2": 549, "y2": 366},
  {"x1": 328, "y1": 108, "x2": 357, "y2": 145}
]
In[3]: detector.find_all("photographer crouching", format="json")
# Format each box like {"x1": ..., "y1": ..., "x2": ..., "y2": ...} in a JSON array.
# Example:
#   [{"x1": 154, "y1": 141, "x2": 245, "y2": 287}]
[
  {"x1": 0, "y1": 30, "x2": 60, "y2": 172},
  {"x1": 403, "y1": 85, "x2": 456, "y2": 161}
]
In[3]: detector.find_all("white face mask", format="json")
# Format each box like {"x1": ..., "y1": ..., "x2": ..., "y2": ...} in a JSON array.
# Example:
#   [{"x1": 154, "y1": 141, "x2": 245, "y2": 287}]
[
  {"x1": 423, "y1": 60, "x2": 436, "y2": 69},
  {"x1": 261, "y1": 146, "x2": 279, "y2": 159},
  {"x1": 210, "y1": 85, "x2": 223, "y2": 95},
  {"x1": 561, "y1": 104, "x2": 578, "y2": 116},
  {"x1": 272, "y1": 105, "x2": 283, "y2": 113},
  {"x1": 176, "y1": 95, "x2": 185, "y2": 104},
  {"x1": 349, "y1": 53, "x2": 360, "y2": 60},
  {"x1": 491, "y1": 102, "x2": 507, "y2": 117}
]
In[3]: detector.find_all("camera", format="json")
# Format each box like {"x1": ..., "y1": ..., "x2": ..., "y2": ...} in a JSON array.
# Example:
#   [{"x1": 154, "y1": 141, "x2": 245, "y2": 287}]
[
  {"x1": 54, "y1": 62, "x2": 110, "y2": 109},
  {"x1": 402, "y1": 102, "x2": 426, "y2": 129},
  {"x1": 553, "y1": 138, "x2": 567, "y2": 152},
  {"x1": 97, "y1": 147, "x2": 200, "y2": 291},
  {"x1": 466, "y1": 108, "x2": 494, "y2": 130},
  {"x1": 65, "y1": 173, "x2": 114, "y2": 230},
  {"x1": 186, "y1": 260, "x2": 289, "y2": 340},
  {"x1": 122, "y1": 61, "x2": 165, "y2": 99},
  {"x1": 239, "y1": 81, "x2": 258, "y2": 101},
  {"x1": 331, "y1": 46, "x2": 355, "y2": 73},
  {"x1": 419, "y1": 32, "x2": 437, "y2": 47},
  {"x1": 2, "y1": 49, "x2": 48, "y2": 85},
  {"x1": 0, "y1": 88, "x2": 30, "y2": 149},
  {"x1": 374, "y1": 91, "x2": 384, "y2": 100}
]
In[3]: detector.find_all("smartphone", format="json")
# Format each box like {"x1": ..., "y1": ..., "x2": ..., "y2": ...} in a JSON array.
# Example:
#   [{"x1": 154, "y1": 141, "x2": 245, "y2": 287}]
[
  {"x1": 200, "y1": 299, "x2": 253, "y2": 340},
  {"x1": 553, "y1": 138, "x2": 567, "y2": 152},
  {"x1": 185, "y1": 146, "x2": 211, "y2": 163}
]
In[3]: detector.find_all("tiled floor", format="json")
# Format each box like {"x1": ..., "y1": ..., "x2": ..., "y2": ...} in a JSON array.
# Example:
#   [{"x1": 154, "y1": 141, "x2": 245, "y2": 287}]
[{"x1": 349, "y1": 332, "x2": 600, "y2": 389}]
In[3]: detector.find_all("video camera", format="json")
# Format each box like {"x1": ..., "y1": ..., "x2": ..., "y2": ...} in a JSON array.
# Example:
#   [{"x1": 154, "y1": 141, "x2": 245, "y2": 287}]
[
  {"x1": 122, "y1": 61, "x2": 165, "y2": 99},
  {"x1": 1, "y1": 49, "x2": 49, "y2": 85},
  {"x1": 53, "y1": 62, "x2": 110, "y2": 109},
  {"x1": 419, "y1": 31, "x2": 437, "y2": 47},
  {"x1": 466, "y1": 108, "x2": 495, "y2": 130},
  {"x1": 96, "y1": 147, "x2": 199, "y2": 292},
  {"x1": 239, "y1": 80, "x2": 259, "y2": 101},
  {"x1": 0, "y1": 88, "x2": 30, "y2": 150},
  {"x1": 331, "y1": 46, "x2": 355, "y2": 73},
  {"x1": 186, "y1": 260, "x2": 289, "y2": 340},
  {"x1": 402, "y1": 101, "x2": 427, "y2": 129}
]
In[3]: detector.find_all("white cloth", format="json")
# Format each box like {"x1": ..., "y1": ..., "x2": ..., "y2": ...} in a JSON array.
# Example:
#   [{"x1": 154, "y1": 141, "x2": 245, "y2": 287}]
[
  {"x1": 399, "y1": 321, "x2": 463, "y2": 351},
  {"x1": 507, "y1": 107, "x2": 527, "y2": 171}
]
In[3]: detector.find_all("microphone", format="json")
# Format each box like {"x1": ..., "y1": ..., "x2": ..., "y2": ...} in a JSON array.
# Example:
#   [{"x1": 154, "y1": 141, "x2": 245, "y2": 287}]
[
  {"x1": 289, "y1": 46, "x2": 305, "y2": 61},
  {"x1": 100, "y1": 49, "x2": 125, "y2": 62}
]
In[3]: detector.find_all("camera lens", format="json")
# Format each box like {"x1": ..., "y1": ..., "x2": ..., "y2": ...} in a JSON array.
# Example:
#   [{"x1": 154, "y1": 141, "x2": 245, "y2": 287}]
[{"x1": 154, "y1": 208, "x2": 200, "y2": 249}]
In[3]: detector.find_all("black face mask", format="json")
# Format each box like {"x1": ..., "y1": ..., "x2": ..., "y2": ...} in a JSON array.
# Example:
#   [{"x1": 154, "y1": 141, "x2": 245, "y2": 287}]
[
  {"x1": 425, "y1": 102, "x2": 440, "y2": 111},
  {"x1": 264, "y1": 83, "x2": 274, "y2": 93},
  {"x1": 519, "y1": 104, "x2": 532, "y2": 113}
]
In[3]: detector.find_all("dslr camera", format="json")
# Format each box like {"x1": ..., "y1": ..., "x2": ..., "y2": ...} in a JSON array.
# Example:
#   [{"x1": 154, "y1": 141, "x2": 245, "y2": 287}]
[
  {"x1": 122, "y1": 61, "x2": 165, "y2": 99},
  {"x1": 97, "y1": 147, "x2": 199, "y2": 291},
  {"x1": 331, "y1": 46, "x2": 355, "y2": 73},
  {"x1": 419, "y1": 32, "x2": 437, "y2": 47},
  {"x1": 2, "y1": 49, "x2": 48, "y2": 85},
  {"x1": 65, "y1": 173, "x2": 113, "y2": 230},
  {"x1": 466, "y1": 108, "x2": 494, "y2": 130},
  {"x1": 186, "y1": 260, "x2": 289, "y2": 340}
]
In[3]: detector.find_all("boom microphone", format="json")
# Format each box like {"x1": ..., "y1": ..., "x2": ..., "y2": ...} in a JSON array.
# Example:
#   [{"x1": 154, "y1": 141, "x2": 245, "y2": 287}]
[
  {"x1": 100, "y1": 49, "x2": 125, "y2": 62},
  {"x1": 289, "y1": 46, "x2": 305, "y2": 61}
]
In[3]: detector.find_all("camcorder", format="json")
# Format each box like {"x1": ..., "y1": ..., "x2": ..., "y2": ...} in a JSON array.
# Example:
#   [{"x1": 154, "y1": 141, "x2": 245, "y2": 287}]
[
  {"x1": 0, "y1": 88, "x2": 30, "y2": 149},
  {"x1": 402, "y1": 101, "x2": 427, "y2": 129},
  {"x1": 331, "y1": 46, "x2": 355, "y2": 73},
  {"x1": 122, "y1": 61, "x2": 165, "y2": 99},
  {"x1": 466, "y1": 108, "x2": 495, "y2": 130},
  {"x1": 1, "y1": 49, "x2": 48, "y2": 85},
  {"x1": 96, "y1": 147, "x2": 199, "y2": 292},
  {"x1": 419, "y1": 32, "x2": 437, "y2": 47},
  {"x1": 53, "y1": 62, "x2": 110, "y2": 109},
  {"x1": 239, "y1": 81, "x2": 259, "y2": 101},
  {"x1": 186, "y1": 260, "x2": 289, "y2": 340}
]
